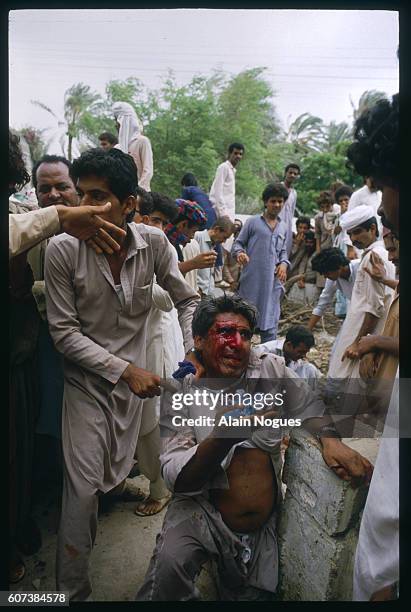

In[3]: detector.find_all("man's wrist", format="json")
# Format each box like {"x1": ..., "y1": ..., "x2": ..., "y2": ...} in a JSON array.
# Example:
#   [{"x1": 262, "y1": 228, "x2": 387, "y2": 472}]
[
  {"x1": 120, "y1": 363, "x2": 132, "y2": 381},
  {"x1": 314, "y1": 424, "x2": 342, "y2": 442}
]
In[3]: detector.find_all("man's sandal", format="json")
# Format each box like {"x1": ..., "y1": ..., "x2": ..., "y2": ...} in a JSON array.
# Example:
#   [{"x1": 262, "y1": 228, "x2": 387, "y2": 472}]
[{"x1": 134, "y1": 495, "x2": 171, "y2": 517}]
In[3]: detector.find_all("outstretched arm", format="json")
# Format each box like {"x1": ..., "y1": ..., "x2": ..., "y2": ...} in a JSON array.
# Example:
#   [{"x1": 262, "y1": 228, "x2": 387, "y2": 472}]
[{"x1": 9, "y1": 202, "x2": 126, "y2": 259}]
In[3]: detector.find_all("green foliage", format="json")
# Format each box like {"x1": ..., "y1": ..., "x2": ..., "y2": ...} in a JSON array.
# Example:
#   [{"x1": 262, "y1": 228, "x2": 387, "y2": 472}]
[
  {"x1": 31, "y1": 73, "x2": 385, "y2": 210},
  {"x1": 216, "y1": 68, "x2": 281, "y2": 203},
  {"x1": 296, "y1": 144, "x2": 363, "y2": 214}
]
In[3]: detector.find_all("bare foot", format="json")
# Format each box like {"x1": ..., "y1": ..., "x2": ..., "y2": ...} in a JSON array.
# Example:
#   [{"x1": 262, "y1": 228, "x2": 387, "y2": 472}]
[{"x1": 134, "y1": 495, "x2": 171, "y2": 516}]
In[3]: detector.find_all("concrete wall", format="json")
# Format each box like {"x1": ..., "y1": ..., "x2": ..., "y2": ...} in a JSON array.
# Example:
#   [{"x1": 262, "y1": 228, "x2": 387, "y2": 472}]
[{"x1": 277, "y1": 429, "x2": 375, "y2": 601}]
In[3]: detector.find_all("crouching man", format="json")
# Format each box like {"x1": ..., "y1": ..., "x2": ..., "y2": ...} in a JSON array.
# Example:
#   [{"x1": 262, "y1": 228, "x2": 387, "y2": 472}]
[{"x1": 136, "y1": 294, "x2": 372, "y2": 601}]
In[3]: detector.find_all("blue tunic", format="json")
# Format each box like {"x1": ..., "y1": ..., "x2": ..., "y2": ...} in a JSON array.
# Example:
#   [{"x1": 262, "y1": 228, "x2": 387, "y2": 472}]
[{"x1": 231, "y1": 214, "x2": 289, "y2": 331}]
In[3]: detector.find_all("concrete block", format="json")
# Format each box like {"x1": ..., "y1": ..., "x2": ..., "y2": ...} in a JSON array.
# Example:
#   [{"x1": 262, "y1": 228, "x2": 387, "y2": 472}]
[
  {"x1": 282, "y1": 428, "x2": 369, "y2": 535},
  {"x1": 277, "y1": 493, "x2": 358, "y2": 600}
]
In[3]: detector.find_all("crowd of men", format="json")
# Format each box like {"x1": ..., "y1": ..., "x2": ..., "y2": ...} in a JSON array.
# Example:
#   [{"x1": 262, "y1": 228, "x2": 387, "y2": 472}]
[{"x1": 8, "y1": 93, "x2": 399, "y2": 601}]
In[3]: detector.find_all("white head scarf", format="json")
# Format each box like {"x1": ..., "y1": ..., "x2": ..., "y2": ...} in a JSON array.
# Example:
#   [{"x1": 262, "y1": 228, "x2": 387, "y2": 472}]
[
  {"x1": 112, "y1": 101, "x2": 144, "y2": 153},
  {"x1": 339, "y1": 204, "x2": 376, "y2": 232}
]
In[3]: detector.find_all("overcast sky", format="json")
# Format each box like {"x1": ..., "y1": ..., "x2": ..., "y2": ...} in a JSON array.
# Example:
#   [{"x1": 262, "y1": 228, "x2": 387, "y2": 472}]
[{"x1": 9, "y1": 8, "x2": 399, "y2": 154}]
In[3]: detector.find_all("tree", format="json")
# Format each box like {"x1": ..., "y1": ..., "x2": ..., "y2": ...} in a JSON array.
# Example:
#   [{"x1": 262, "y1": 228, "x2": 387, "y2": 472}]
[
  {"x1": 63, "y1": 83, "x2": 101, "y2": 161},
  {"x1": 283, "y1": 113, "x2": 325, "y2": 154},
  {"x1": 147, "y1": 73, "x2": 221, "y2": 196},
  {"x1": 215, "y1": 67, "x2": 282, "y2": 208},
  {"x1": 321, "y1": 121, "x2": 352, "y2": 152},
  {"x1": 30, "y1": 99, "x2": 67, "y2": 156},
  {"x1": 18, "y1": 126, "x2": 49, "y2": 165},
  {"x1": 32, "y1": 83, "x2": 101, "y2": 160},
  {"x1": 350, "y1": 90, "x2": 388, "y2": 122},
  {"x1": 296, "y1": 145, "x2": 362, "y2": 214}
]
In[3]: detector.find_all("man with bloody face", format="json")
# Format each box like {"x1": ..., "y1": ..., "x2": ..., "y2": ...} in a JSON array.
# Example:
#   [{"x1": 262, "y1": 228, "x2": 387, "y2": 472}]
[{"x1": 136, "y1": 294, "x2": 372, "y2": 601}]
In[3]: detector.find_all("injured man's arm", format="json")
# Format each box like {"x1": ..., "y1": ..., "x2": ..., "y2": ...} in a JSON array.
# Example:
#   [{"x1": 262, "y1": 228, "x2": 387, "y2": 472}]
[{"x1": 174, "y1": 436, "x2": 237, "y2": 493}]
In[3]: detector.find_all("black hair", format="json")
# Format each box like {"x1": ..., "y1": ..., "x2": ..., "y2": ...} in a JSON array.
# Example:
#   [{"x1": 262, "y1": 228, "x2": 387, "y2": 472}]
[
  {"x1": 211, "y1": 216, "x2": 235, "y2": 233},
  {"x1": 285, "y1": 325, "x2": 315, "y2": 349},
  {"x1": 98, "y1": 132, "x2": 118, "y2": 145},
  {"x1": 334, "y1": 185, "x2": 353, "y2": 202},
  {"x1": 150, "y1": 192, "x2": 179, "y2": 223},
  {"x1": 228, "y1": 142, "x2": 245, "y2": 154},
  {"x1": 346, "y1": 93, "x2": 398, "y2": 186},
  {"x1": 352, "y1": 217, "x2": 379, "y2": 238},
  {"x1": 296, "y1": 216, "x2": 311, "y2": 228},
  {"x1": 285, "y1": 163, "x2": 301, "y2": 174},
  {"x1": 32, "y1": 155, "x2": 74, "y2": 189},
  {"x1": 138, "y1": 191, "x2": 154, "y2": 216},
  {"x1": 317, "y1": 190, "x2": 334, "y2": 206},
  {"x1": 72, "y1": 147, "x2": 137, "y2": 200},
  {"x1": 192, "y1": 294, "x2": 257, "y2": 338},
  {"x1": 9, "y1": 130, "x2": 30, "y2": 192},
  {"x1": 72, "y1": 148, "x2": 137, "y2": 222},
  {"x1": 304, "y1": 230, "x2": 315, "y2": 241},
  {"x1": 311, "y1": 247, "x2": 350, "y2": 274},
  {"x1": 234, "y1": 218, "x2": 243, "y2": 228},
  {"x1": 262, "y1": 182, "x2": 289, "y2": 204},
  {"x1": 181, "y1": 173, "x2": 198, "y2": 187}
]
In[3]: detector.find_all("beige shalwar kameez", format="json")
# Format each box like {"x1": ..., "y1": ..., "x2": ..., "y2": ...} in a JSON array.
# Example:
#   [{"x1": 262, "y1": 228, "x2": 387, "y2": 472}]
[
  {"x1": 326, "y1": 240, "x2": 395, "y2": 429},
  {"x1": 44, "y1": 222, "x2": 199, "y2": 600},
  {"x1": 137, "y1": 349, "x2": 326, "y2": 600}
]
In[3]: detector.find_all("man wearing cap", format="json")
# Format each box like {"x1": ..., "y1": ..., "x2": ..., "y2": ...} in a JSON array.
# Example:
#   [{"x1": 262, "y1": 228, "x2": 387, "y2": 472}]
[
  {"x1": 113, "y1": 101, "x2": 154, "y2": 191},
  {"x1": 165, "y1": 199, "x2": 217, "y2": 293},
  {"x1": 326, "y1": 204, "x2": 395, "y2": 386}
]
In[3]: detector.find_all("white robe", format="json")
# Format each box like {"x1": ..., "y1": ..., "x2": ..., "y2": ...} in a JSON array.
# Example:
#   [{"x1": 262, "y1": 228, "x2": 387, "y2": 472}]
[
  {"x1": 327, "y1": 240, "x2": 395, "y2": 381},
  {"x1": 353, "y1": 370, "x2": 399, "y2": 600}
]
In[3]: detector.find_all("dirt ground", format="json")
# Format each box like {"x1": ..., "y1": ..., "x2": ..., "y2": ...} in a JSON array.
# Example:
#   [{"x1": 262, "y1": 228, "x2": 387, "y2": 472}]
[
  {"x1": 13, "y1": 473, "x2": 217, "y2": 601},
  {"x1": 278, "y1": 298, "x2": 344, "y2": 374}
]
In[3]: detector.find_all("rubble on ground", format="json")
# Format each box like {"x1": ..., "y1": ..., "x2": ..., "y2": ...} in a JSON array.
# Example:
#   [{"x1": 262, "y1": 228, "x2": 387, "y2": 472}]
[
  {"x1": 281, "y1": 299, "x2": 343, "y2": 374},
  {"x1": 252, "y1": 299, "x2": 343, "y2": 374}
]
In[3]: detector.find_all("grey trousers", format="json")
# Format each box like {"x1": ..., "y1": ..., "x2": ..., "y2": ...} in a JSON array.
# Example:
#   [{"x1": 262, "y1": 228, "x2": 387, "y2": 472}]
[
  {"x1": 56, "y1": 464, "x2": 99, "y2": 601},
  {"x1": 136, "y1": 495, "x2": 278, "y2": 601},
  {"x1": 136, "y1": 424, "x2": 169, "y2": 501}
]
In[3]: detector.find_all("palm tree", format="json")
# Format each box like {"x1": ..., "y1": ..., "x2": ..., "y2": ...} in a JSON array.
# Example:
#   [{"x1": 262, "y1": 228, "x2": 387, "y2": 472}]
[
  {"x1": 350, "y1": 90, "x2": 388, "y2": 122},
  {"x1": 64, "y1": 83, "x2": 100, "y2": 161},
  {"x1": 283, "y1": 113, "x2": 325, "y2": 153},
  {"x1": 18, "y1": 126, "x2": 51, "y2": 165},
  {"x1": 32, "y1": 83, "x2": 101, "y2": 160},
  {"x1": 30, "y1": 100, "x2": 67, "y2": 156},
  {"x1": 321, "y1": 121, "x2": 352, "y2": 152}
]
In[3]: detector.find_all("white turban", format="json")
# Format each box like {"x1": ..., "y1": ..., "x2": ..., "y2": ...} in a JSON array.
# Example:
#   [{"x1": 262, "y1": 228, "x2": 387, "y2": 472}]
[
  {"x1": 339, "y1": 204, "x2": 376, "y2": 232},
  {"x1": 112, "y1": 101, "x2": 144, "y2": 153}
]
